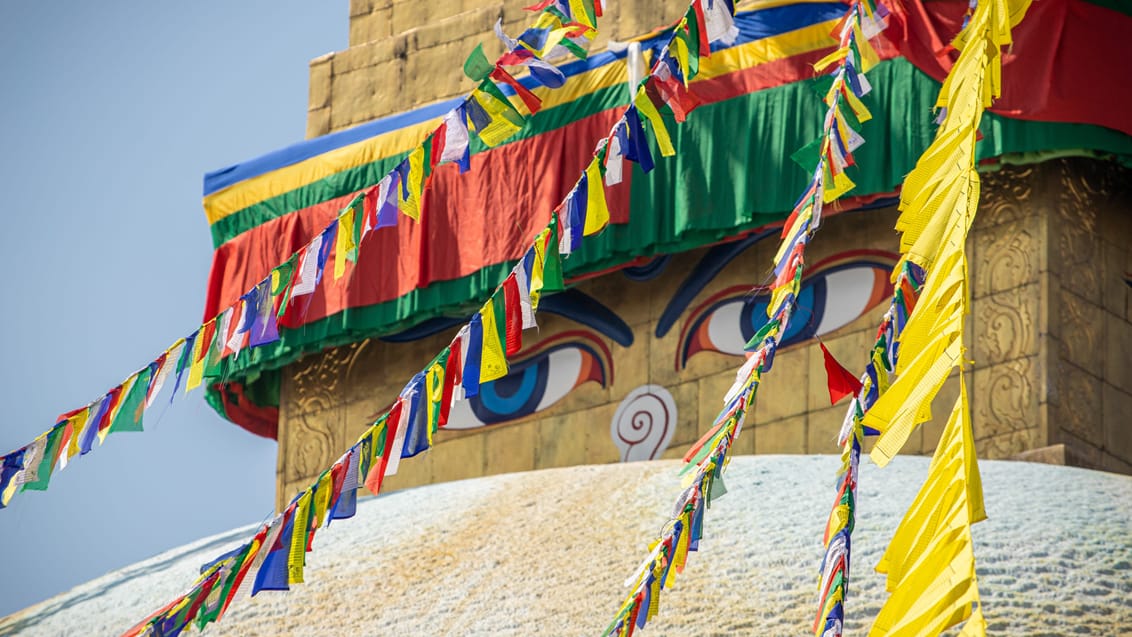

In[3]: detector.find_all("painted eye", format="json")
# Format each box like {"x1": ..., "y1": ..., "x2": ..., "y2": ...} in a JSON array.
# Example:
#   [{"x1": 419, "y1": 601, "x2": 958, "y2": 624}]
[
  {"x1": 444, "y1": 331, "x2": 610, "y2": 430},
  {"x1": 677, "y1": 252, "x2": 896, "y2": 369}
]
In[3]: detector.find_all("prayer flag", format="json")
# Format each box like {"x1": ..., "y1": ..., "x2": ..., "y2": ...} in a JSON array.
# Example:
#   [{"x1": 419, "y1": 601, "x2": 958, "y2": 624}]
[
  {"x1": 463, "y1": 43, "x2": 495, "y2": 82},
  {"x1": 491, "y1": 67, "x2": 542, "y2": 114},
  {"x1": 463, "y1": 314, "x2": 484, "y2": 397},
  {"x1": 623, "y1": 106, "x2": 655, "y2": 173},
  {"x1": 109, "y1": 367, "x2": 151, "y2": 434},
  {"x1": 820, "y1": 341, "x2": 863, "y2": 405},
  {"x1": 634, "y1": 85, "x2": 676, "y2": 156},
  {"x1": 502, "y1": 274, "x2": 523, "y2": 356},
  {"x1": 479, "y1": 299, "x2": 509, "y2": 383},
  {"x1": 252, "y1": 508, "x2": 294, "y2": 594},
  {"x1": 583, "y1": 157, "x2": 610, "y2": 235},
  {"x1": 20, "y1": 428, "x2": 63, "y2": 492},
  {"x1": 333, "y1": 205, "x2": 355, "y2": 280},
  {"x1": 513, "y1": 253, "x2": 537, "y2": 329},
  {"x1": 439, "y1": 105, "x2": 472, "y2": 172}
]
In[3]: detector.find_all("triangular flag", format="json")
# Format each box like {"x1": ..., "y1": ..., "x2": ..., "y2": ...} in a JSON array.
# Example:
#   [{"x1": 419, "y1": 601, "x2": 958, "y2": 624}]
[{"x1": 820, "y1": 341, "x2": 864, "y2": 405}]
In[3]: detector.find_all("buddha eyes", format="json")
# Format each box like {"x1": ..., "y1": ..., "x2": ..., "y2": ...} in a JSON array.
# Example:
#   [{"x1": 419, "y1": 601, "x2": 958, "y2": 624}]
[
  {"x1": 444, "y1": 331, "x2": 610, "y2": 430},
  {"x1": 677, "y1": 253, "x2": 897, "y2": 369}
]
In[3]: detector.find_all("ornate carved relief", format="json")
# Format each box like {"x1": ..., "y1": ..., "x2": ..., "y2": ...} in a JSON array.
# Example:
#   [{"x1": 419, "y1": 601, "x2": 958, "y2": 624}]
[
  {"x1": 972, "y1": 358, "x2": 1037, "y2": 443},
  {"x1": 284, "y1": 340, "x2": 374, "y2": 482},
  {"x1": 973, "y1": 287, "x2": 1036, "y2": 365},
  {"x1": 1055, "y1": 161, "x2": 1109, "y2": 305},
  {"x1": 1058, "y1": 287, "x2": 1104, "y2": 370},
  {"x1": 290, "y1": 341, "x2": 373, "y2": 415},
  {"x1": 974, "y1": 220, "x2": 1038, "y2": 295},
  {"x1": 978, "y1": 165, "x2": 1034, "y2": 228},
  {"x1": 1054, "y1": 365, "x2": 1103, "y2": 447}
]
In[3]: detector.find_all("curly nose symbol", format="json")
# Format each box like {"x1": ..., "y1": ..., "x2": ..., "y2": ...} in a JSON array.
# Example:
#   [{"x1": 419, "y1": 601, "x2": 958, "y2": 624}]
[{"x1": 611, "y1": 385, "x2": 677, "y2": 462}]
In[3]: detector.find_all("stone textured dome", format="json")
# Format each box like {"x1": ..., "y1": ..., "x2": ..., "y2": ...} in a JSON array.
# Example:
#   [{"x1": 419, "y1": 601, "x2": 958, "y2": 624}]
[{"x1": 3, "y1": 456, "x2": 1130, "y2": 636}]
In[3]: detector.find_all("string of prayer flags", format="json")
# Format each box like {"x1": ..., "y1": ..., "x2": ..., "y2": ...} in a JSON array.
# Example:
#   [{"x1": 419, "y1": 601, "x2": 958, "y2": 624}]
[
  {"x1": 814, "y1": 262, "x2": 921, "y2": 637},
  {"x1": 129, "y1": 205, "x2": 579, "y2": 635},
  {"x1": 0, "y1": 0, "x2": 599, "y2": 513},
  {"x1": 605, "y1": 0, "x2": 891, "y2": 632}
]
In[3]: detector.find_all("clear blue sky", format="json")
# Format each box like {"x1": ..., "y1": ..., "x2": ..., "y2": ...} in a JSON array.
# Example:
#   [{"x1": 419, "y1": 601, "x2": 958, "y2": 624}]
[{"x1": 0, "y1": 1, "x2": 343, "y2": 617}]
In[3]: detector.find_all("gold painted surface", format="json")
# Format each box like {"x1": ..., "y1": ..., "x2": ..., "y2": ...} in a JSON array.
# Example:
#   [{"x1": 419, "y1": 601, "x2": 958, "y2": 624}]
[{"x1": 283, "y1": 0, "x2": 1132, "y2": 506}]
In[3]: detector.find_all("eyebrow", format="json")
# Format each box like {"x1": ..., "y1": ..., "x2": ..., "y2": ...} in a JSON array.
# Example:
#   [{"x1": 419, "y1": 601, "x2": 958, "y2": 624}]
[
  {"x1": 379, "y1": 289, "x2": 633, "y2": 347},
  {"x1": 654, "y1": 229, "x2": 777, "y2": 339}
]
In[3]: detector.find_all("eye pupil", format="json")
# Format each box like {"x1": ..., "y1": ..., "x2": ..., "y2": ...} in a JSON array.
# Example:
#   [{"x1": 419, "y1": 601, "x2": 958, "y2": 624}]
[{"x1": 471, "y1": 360, "x2": 547, "y2": 422}]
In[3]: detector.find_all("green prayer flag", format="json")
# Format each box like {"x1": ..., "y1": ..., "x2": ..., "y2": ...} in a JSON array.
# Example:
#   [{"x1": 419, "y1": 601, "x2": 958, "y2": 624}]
[
  {"x1": 109, "y1": 367, "x2": 152, "y2": 434},
  {"x1": 790, "y1": 136, "x2": 824, "y2": 174},
  {"x1": 745, "y1": 319, "x2": 780, "y2": 350},
  {"x1": 709, "y1": 473, "x2": 728, "y2": 501},
  {"x1": 543, "y1": 217, "x2": 567, "y2": 293},
  {"x1": 679, "y1": 14, "x2": 701, "y2": 79},
  {"x1": 273, "y1": 254, "x2": 299, "y2": 318},
  {"x1": 21, "y1": 427, "x2": 63, "y2": 492},
  {"x1": 491, "y1": 292, "x2": 508, "y2": 352},
  {"x1": 463, "y1": 43, "x2": 494, "y2": 82}
]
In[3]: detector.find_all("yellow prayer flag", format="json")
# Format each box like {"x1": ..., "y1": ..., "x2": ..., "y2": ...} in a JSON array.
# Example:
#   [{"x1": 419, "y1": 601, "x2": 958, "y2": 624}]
[
  {"x1": 842, "y1": 85, "x2": 872, "y2": 123},
  {"x1": 288, "y1": 489, "x2": 312, "y2": 584},
  {"x1": 634, "y1": 92, "x2": 676, "y2": 157},
  {"x1": 813, "y1": 47, "x2": 848, "y2": 73},
  {"x1": 185, "y1": 324, "x2": 209, "y2": 394},
  {"x1": 568, "y1": 0, "x2": 594, "y2": 28},
  {"x1": 425, "y1": 361, "x2": 445, "y2": 445},
  {"x1": 670, "y1": 28, "x2": 692, "y2": 85},
  {"x1": 478, "y1": 302, "x2": 508, "y2": 383},
  {"x1": 583, "y1": 159, "x2": 610, "y2": 236},
  {"x1": 399, "y1": 145, "x2": 426, "y2": 220},
  {"x1": 334, "y1": 206, "x2": 355, "y2": 280},
  {"x1": 471, "y1": 91, "x2": 523, "y2": 148},
  {"x1": 529, "y1": 228, "x2": 550, "y2": 310}
]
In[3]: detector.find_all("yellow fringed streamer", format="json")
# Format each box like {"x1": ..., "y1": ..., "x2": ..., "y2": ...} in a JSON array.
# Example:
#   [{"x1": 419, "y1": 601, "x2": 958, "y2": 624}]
[
  {"x1": 813, "y1": 47, "x2": 847, "y2": 73},
  {"x1": 869, "y1": 385, "x2": 986, "y2": 637}
]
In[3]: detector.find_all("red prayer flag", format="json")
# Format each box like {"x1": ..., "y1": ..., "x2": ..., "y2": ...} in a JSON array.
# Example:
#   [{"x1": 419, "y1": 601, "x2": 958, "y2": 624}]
[
  {"x1": 490, "y1": 67, "x2": 542, "y2": 114},
  {"x1": 364, "y1": 401, "x2": 403, "y2": 495},
  {"x1": 692, "y1": 0, "x2": 711, "y2": 56},
  {"x1": 439, "y1": 337, "x2": 462, "y2": 427},
  {"x1": 820, "y1": 341, "x2": 863, "y2": 405},
  {"x1": 428, "y1": 125, "x2": 446, "y2": 171},
  {"x1": 502, "y1": 274, "x2": 523, "y2": 356}
]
